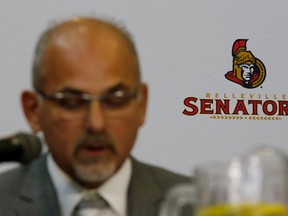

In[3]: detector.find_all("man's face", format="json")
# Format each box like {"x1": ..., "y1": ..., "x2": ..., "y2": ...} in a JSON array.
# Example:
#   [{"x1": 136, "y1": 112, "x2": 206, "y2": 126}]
[
  {"x1": 239, "y1": 63, "x2": 254, "y2": 82},
  {"x1": 27, "y1": 23, "x2": 147, "y2": 188}
]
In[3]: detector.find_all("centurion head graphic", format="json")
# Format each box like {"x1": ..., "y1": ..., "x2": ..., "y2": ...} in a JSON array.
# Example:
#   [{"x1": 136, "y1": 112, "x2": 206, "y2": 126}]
[{"x1": 225, "y1": 39, "x2": 266, "y2": 88}]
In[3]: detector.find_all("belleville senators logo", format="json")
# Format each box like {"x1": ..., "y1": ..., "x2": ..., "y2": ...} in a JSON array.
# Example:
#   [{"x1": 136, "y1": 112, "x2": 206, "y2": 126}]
[
  {"x1": 182, "y1": 39, "x2": 288, "y2": 120},
  {"x1": 225, "y1": 39, "x2": 266, "y2": 89}
]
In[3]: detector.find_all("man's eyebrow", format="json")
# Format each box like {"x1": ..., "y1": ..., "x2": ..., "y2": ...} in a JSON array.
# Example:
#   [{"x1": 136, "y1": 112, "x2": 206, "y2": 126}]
[
  {"x1": 57, "y1": 87, "x2": 84, "y2": 94},
  {"x1": 56, "y1": 83, "x2": 130, "y2": 95},
  {"x1": 106, "y1": 83, "x2": 129, "y2": 93}
]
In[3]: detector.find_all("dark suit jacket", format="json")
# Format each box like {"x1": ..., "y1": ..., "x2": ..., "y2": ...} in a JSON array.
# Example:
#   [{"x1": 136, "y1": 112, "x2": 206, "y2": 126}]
[{"x1": 0, "y1": 155, "x2": 190, "y2": 216}]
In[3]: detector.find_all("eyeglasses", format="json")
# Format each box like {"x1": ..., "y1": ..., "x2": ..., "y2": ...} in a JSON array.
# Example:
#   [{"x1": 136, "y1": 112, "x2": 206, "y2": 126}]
[{"x1": 36, "y1": 88, "x2": 139, "y2": 120}]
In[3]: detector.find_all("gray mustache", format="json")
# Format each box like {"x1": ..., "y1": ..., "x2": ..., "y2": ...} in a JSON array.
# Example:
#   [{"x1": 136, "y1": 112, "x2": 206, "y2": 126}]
[{"x1": 76, "y1": 134, "x2": 115, "y2": 151}]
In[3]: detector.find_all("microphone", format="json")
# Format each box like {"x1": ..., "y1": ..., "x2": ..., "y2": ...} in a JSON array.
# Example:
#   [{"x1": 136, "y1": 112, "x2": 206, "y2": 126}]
[{"x1": 0, "y1": 132, "x2": 42, "y2": 163}]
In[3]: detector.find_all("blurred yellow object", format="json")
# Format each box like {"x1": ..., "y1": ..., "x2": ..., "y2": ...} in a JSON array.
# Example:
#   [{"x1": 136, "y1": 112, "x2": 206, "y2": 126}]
[{"x1": 197, "y1": 203, "x2": 288, "y2": 216}]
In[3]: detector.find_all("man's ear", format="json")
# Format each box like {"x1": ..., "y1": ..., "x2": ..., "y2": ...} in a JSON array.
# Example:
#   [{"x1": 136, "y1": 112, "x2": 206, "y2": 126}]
[
  {"x1": 21, "y1": 90, "x2": 41, "y2": 132},
  {"x1": 138, "y1": 83, "x2": 148, "y2": 126}
]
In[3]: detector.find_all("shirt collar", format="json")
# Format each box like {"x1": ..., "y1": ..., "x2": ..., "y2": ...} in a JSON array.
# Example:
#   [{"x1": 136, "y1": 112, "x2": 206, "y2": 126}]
[{"x1": 47, "y1": 154, "x2": 132, "y2": 216}]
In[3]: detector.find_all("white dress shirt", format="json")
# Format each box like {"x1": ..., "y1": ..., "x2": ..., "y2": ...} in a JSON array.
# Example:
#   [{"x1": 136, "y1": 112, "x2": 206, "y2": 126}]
[{"x1": 47, "y1": 154, "x2": 132, "y2": 216}]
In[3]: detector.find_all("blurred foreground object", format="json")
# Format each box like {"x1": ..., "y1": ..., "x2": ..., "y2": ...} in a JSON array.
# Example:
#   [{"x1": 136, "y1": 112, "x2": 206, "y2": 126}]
[
  {"x1": 160, "y1": 146, "x2": 288, "y2": 216},
  {"x1": 0, "y1": 132, "x2": 42, "y2": 163}
]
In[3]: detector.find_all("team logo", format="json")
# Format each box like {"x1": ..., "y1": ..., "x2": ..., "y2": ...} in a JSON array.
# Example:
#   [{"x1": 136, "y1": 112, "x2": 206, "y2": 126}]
[{"x1": 225, "y1": 39, "x2": 266, "y2": 89}]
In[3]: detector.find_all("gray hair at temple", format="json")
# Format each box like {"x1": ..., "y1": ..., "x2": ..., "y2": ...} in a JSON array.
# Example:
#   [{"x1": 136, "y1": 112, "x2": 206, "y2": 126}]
[{"x1": 31, "y1": 16, "x2": 141, "y2": 91}]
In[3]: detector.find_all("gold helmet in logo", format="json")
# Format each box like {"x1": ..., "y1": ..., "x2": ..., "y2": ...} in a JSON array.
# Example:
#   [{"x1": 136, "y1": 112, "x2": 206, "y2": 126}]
[
  {"x1": 225, "y1": 39, "x2": 266, "y2": 88},
  {"x1": 233, "y1": 49, "x2": 256, "y2": 81}
]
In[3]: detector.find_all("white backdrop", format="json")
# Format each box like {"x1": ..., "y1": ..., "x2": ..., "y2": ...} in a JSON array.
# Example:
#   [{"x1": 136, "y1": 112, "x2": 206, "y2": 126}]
[{"x1": 0, "y1": 0, "x2": 287, "y2": 175}]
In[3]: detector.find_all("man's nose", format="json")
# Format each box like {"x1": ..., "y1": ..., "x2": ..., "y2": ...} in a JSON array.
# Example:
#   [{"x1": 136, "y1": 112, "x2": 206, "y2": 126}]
[{"x1": 85, "y1": 101, "x2": 106, "y2": 132}]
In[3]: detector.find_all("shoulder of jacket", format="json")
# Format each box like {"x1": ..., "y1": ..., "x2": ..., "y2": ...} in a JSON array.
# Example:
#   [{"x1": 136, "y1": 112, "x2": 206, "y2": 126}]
[{"x1": 131, "y1": 157, "x2": 191, "y2": 188}]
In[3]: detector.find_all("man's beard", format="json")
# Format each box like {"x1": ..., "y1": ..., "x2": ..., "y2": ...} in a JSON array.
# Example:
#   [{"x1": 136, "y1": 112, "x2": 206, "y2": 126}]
[{"x1": 72, "y1": 133, "x2": 117, "y2": 185}]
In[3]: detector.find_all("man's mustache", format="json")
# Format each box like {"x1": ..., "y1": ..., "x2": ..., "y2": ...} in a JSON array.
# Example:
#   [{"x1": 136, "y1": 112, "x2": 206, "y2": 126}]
[{"x1": 75, "y1": 133, "x2": 116, "y2": 153}]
